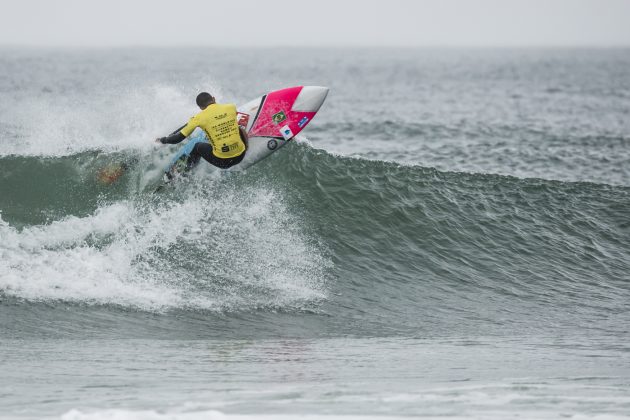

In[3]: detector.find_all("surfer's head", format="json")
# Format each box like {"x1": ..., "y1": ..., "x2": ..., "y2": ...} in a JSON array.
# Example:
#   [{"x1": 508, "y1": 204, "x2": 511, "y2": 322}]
[{"x1": 196, "y1": 92, "x2": 215, "y2": 109}]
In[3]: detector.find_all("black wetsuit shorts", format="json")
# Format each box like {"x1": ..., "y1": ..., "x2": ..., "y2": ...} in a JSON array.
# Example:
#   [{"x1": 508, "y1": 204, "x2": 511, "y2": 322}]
[{"x1": 189, "y1": 142, "x2": 245, "y2": 169}]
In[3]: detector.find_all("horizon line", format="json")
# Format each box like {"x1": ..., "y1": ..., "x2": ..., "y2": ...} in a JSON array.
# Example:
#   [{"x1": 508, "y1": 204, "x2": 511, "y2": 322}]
[{"x1": 1, "y1": 44, "x2": 630, "y2": 50}]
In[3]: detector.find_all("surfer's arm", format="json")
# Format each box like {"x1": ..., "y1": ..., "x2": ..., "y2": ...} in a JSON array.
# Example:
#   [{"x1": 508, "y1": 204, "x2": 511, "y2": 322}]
[
  {"x1": 158, "y1": 132, "x2": 186, "y2": 144},
  {"x1": 156, "y1": 116, "x2": 199, "y2": 144}
]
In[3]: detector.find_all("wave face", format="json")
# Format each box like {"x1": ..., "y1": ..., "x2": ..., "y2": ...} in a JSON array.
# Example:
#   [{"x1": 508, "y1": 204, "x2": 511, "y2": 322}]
[
  {"x1": 0, "y1": 48, "x2": 629, "y2": 341},
  {"x1": 1, "y1": 143, "x2": 629, "y2": 340}
]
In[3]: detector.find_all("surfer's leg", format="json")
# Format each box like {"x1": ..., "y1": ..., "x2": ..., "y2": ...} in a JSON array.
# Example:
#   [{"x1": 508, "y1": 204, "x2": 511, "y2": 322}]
[
  {"x1": 190, "y1": 142, "x2": 245, "y2": 169},
  {"x1": 165, "y1": 135, "x2": 206, "y2": 176},
  {"x1": 190, "y1": 142, "x2": 219, "y2": 166}
]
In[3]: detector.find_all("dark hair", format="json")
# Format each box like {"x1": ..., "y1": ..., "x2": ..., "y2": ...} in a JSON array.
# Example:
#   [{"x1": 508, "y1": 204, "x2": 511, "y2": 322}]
[{"x1": 196, "y1": 92, "x2": 215, "y2": 108}]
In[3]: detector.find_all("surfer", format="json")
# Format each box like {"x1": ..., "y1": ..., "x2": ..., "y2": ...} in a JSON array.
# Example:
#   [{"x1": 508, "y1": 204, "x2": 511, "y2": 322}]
[{"x1": 155, "y1": 92, "x2": 248, "y2": 172}]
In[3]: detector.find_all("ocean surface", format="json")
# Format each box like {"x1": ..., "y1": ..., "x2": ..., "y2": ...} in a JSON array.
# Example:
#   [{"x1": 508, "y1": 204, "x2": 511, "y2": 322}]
[{"x1": 1, "y1": 48, "x2": 629, "y2": 420}]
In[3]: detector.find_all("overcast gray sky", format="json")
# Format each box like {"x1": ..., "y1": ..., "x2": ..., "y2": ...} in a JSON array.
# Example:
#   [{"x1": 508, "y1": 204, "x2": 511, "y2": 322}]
[{"x1": 1, "y1": 0, "x2": 630, "y2": 47}]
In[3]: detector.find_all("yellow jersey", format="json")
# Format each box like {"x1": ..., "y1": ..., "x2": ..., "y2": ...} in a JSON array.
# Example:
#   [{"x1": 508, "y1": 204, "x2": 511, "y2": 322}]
[{"x1": 180, "y1": 103, "x2": 246, "y2": 159}]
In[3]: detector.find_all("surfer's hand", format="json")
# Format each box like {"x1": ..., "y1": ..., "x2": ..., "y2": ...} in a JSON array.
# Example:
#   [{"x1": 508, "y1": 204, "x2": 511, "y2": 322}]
[{"x1": 155, "y1": 137, "x2": 165, "y2": 144}]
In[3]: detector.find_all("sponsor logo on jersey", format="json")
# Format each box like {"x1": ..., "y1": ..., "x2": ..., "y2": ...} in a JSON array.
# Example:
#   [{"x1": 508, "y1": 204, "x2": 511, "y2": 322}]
[{"x1": 267, "y1": 139, "x2": 278, "y2": 150}]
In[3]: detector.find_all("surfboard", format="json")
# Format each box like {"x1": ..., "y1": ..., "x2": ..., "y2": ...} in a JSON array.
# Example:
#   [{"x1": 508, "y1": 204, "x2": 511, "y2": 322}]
[{"x1": 164, "y1": 86, "x2": 329, "y2": 178}]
